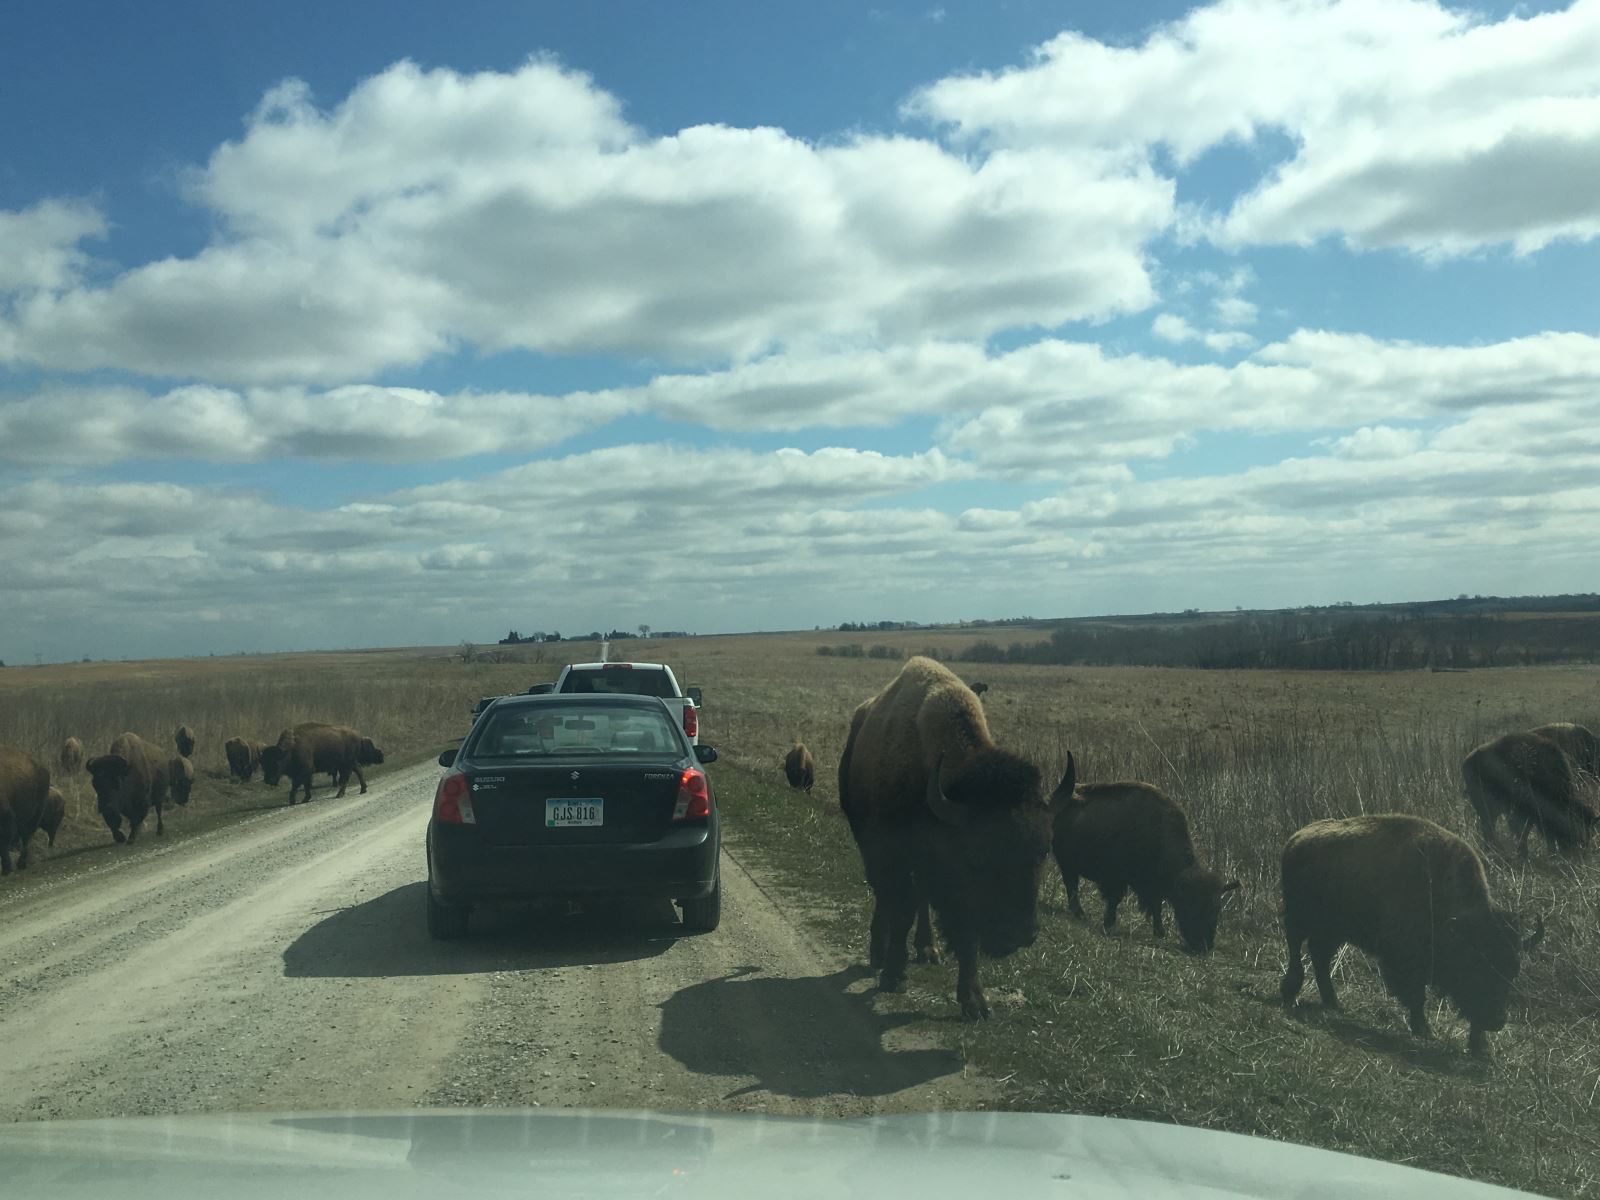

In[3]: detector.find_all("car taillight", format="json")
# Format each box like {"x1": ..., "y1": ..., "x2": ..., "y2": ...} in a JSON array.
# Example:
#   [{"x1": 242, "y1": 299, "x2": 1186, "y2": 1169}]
[
  {"x1": 682, "y1": 703, "x2": 698, "y2": 739},
  {"x1": 434, "y1": 771, "x2": 475, "y2": 824},
  {"x1": 672, "y1": 768, "x2": 711, "y2": 821}
]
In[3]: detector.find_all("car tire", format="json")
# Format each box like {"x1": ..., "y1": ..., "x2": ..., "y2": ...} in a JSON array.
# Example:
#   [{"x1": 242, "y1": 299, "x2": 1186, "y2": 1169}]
[
  {"x1": 678, "y1": 870, "x2": 721, "y2": 933},
  {"x1": 427, "y1": 888, "x2": 470, "y2": 940}
]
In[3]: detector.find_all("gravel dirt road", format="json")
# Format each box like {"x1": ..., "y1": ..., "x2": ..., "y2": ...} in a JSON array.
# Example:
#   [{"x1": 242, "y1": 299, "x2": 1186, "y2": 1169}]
[{"x1": 0, "y1": 762, "x2": 991, "y2": 1121}]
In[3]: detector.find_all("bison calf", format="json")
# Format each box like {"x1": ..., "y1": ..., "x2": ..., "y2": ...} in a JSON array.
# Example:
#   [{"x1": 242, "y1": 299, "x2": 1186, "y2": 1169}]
[
  {"x1": 1052, "y1": 781, "x2": 1239, "y2": 953},
  {"x1": 59, "y1": 737, "x2": 85, "y2": 775},
  {"x1": 1280, "y1": 814, "x2": 1542, "y2": 1055},
  {"x1": 783, "y1": 742, "x2": 815, "y2": 792},
  {"x1": 224, "y1": 737, "x2": 264, "y2": 782},
  {"x1": 1462, "y1": 731, "x2": 1595, "y2": 856}
]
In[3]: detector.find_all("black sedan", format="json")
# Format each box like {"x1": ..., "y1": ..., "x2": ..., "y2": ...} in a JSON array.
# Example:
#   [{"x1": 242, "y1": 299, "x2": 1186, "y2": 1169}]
[{"x1": 427, "y1": 693, "x2": 721, "y2": 939}]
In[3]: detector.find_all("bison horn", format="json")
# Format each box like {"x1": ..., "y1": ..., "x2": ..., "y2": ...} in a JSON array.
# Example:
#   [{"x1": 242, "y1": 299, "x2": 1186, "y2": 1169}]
[
  {"x1": 925, "y1": 752, "x2": 974, "y2": 828},
  {"x1": 1524, "y1": 913, "x2": 1546, "y2": 951},
  {"x1": 1049, "y1": 750, "x2": 1077, "y2": 807}
]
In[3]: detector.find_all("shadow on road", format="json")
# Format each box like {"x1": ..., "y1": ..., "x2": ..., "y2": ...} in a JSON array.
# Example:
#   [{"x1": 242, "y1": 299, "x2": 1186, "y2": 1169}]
[
  {"x1": 283, "y1": 882, "x2": 679, "y2": 978},
  {"x1": 658, "y1": 965, "x2": 967, "y2": 1099}
]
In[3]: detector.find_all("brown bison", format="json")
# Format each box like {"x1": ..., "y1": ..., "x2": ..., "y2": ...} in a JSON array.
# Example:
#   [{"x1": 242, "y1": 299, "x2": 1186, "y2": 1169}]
[
  {"x1": 839, "y1": 656, "x2": 1073, "y2": 1020},
  {"x1": 170, "y1": 756, "x2": 195, "y2": 807},
  {"x1": 1462, "y1": 731, "x2": 1595, "y2": 855},
  {"x1": 0, "y1": 746, "x2": 51, "y2": 874},
  {"x1": 1053, "y1": 781, "x2": 1240, "y2": 953},
  {"x1": 175, "y1": 725, "x2": 196, "y2": 758},
  {"x1": 224, "y1": 736, "x2": 265, "y2": 782},
  {"x1": 59, "y1": 737, "x2": 84, "y2": 775},
  {"x1": 1280, "y1": 814, "x2": 1543, "y2": 1055},
  {"x1": 272, "y1": 723, "x2": 385, "y2": 804},
  {"x1": 86, "y1": 732, "x2": 172, "y2": 843},
  {"x1": 1530, "y1": 722, "x2": 1600, "y2": 778},
  {"x1": 783, "y1": 742, "x2": 815, "y2": 792}
]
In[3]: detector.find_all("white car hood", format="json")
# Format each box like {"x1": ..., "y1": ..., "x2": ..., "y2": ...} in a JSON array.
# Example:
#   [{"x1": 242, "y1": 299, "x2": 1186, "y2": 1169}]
[{"x1": 0, "y1": 1108, "x2": 1533, "y2": 1199}]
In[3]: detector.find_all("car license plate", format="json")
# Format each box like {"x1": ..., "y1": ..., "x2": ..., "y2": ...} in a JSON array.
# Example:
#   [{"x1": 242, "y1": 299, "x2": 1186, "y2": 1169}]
[{"x1": 547, "y1": 798, "x2": 603, "y2": 827}]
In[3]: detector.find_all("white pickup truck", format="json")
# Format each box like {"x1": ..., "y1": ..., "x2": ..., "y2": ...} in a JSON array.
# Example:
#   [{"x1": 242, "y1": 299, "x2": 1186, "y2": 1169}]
[{"x1": 553, "y1": 661, "x2": 702, "y2": 744}]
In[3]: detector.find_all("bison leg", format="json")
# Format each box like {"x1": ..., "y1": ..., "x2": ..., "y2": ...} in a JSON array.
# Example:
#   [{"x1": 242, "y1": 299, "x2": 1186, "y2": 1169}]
[
  {"x1": 913, "y1": 902, "x2": 940, "y2": 964},
  {"x1": 950, "y1": 933, "x2": 990, "y2": 1021},
  {"x1": 1309, "y1": 937, "x2": 1341, "y2": 1009},
  {"x1": 0, "y1": 813, "x2": 14, "y2": 875},
  {"x1": 154, "y1": 804, "x2": 164, "y2": 836},
  {"x1": 869, "y1": 899, "x2": 888, "y2": 970},
  {"x1": 1379, "y1": 961, "x2": 1430, "y2": 1038},
  {"x1": 334, "y1": 768, "x2": 351, "y2": 799},
  {"x1": 101, "y1": 806, "x2": 126, "y2": 844},
  {"x1": 875, "y1": 889, "x2": 920, "y2": 994},
  {"x1": 1097, "y1": 881, "x2": 1127, "y2": 933},
  {"x1": 353, "y1": 764, "x2": 368, "y2": 795},
  {"x1": 1280, "y1": 931, "x2": 1306, "y2": 1006},
  {"x1": 1137, "y1": 891, "x2": 1165, "y2": 938}
]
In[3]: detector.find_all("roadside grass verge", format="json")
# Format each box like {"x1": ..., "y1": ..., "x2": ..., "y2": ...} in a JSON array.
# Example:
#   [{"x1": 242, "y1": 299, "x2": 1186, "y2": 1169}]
[{"x1": 712, "y1": 696, "x2": 1600, "y2": 1200}]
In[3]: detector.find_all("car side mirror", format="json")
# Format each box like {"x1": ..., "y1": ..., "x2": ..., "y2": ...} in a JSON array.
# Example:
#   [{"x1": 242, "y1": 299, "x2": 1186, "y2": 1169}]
[
  {"x1": 686, "y1": 686, "x2": 703, "y2": 707},
  {"x1": 438, "y1": 748, "x2": 457, "y2": 768},
  {"x1": 694, "y1": 744, "x2": 718, "y2": 764}
]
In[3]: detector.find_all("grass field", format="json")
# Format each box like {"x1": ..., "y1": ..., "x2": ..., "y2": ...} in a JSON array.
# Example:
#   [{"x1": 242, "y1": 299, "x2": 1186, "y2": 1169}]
[{"x1": 3, "y1": 630, "x2": 1598, "y2": 1195}]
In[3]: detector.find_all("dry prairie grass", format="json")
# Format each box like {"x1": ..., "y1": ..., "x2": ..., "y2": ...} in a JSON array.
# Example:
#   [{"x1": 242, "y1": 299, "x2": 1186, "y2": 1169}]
[{"x1": 3, "y1": 630, "x2": 1597, "y2": 1193}]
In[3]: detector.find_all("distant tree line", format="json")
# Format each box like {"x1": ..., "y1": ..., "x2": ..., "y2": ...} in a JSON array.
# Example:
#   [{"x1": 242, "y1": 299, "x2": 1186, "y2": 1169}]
[{"x1": 948, "y1": 610, "x2": 1600, "y2": 671}]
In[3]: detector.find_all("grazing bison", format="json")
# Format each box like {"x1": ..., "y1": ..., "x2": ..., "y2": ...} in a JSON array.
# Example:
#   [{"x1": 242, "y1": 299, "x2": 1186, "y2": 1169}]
[
  {"x1": 86, "y1": 732, "x2": 172, "y2": 843},
  {"x1": 1530, "y1": 722, "x2": 1600, "y2": 778},
  {"x1": 175, "y1": 725, "x2": 196, "y2": 758},
  {"x1": 1462, "y1": 731, "x2": 1595, "y2": 855},
  {"x1": 224, "y1": 736, "x2": 265, "y2": 782},
  {"x1": 783, "y1": 742, "x2": 815, "y2": 792},
  {"x1": 170, "y1": 756, "x2": 194, "y2": 807},
  {"x1": 1053, "y1": 781, "x2": 1240, "y2": 953},
  {"x1": 839, "y1": 656, "x2": 1073, "y2": 1020},
  {"x1": 273, "y1": 723, "x2": 385, "y2": 804},
  {"x1": 1280, "y1": 814, "x2": 1542, "y2": 1055},
  {"x1": 968, "y1": 681, "x2": 989, "y2": 696},
  {"x1": 59, "y1": 737, "x2": 84, "y2": 775},
  {"x1": 0, "y1": 746, "x2": 51, "y2": 874}
]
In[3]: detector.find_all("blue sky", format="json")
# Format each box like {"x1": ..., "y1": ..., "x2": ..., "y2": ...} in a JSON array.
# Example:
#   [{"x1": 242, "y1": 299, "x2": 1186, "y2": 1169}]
[{"x1": 2, "y1": 0, "x2": 1598, "y2": 661}]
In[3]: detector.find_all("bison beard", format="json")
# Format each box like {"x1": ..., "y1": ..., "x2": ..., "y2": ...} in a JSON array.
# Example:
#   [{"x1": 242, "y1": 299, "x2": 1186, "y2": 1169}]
[{"x1": 840, "y1": 656, "x2": 1070, "y2": 1021}]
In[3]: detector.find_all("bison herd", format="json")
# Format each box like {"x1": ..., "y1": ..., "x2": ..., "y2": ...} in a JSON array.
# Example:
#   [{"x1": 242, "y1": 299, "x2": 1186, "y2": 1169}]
[
  {"x1": 784, "y1": 657, "x2": 1592, "y2": 1056},
  {"x1": 1, "y1": 721, "x2": 385, "y2": 873}
]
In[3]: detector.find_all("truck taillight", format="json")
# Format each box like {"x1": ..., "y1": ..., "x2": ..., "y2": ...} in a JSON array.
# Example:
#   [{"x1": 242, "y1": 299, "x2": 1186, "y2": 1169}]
[
  {"x1": 672, "y1": 768, "x2": 711, "y2": 821},
  {"x1": 683, "y1": 703, "x2": 698, "y2": 739},
  {"x1": 434, "y1": 771, "x2": 475, "y2": 824}
]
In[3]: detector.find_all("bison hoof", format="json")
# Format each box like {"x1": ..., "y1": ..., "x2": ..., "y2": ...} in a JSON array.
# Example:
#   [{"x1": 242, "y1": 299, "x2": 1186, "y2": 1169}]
[
  {"x1": 915, "y1": 947, "x2": 942, "y2": 965},
  {"x1": 960, "y1": 998, "x2": 991, "y2": 1021},
  {"x1": 112, "y1": 830, "x2": 127, "y2": 844},
  {"x1": 878, "y1": 970, "x2": 907, "y2": 994}
]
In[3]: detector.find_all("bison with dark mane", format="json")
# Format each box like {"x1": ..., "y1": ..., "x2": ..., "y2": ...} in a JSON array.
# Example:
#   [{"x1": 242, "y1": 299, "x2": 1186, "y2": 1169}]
[
  {"x1": 1462, "y1": 730, "x2": 1595, "y2": 856},
  {"x1": 839, "y1": 656, "x2": 1072, "y2": 1020},
  {"x1": 0, "y1": 746, "x2": 51, "y2": 874},
  {"x1": 1053, "y1": 780, "x2": 1239, "y2": 953},
  {"x1": 1280, "y1": 814, "x2": 1542, "y2": 1055},
  {"x1": 85, "y1": 732, "x2": 172, "y2": 843},
  {"x1": 783, "y1": 742, "x2": 815, "y2": 792},
  {"x1": 271, "y1": 723, "x2": 384, "y2": 804}
]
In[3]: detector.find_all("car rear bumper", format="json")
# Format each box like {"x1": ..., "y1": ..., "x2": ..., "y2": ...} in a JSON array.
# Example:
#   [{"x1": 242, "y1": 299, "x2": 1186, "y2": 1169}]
[{"x1": 427, "y1": 821, "x2": 719, "y2": 906}]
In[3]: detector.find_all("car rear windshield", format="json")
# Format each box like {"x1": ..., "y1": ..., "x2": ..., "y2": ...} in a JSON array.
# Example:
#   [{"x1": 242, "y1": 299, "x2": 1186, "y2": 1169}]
[
  {"x1": 561, "y1": 667, "x2": 677, "y2": 698},
  {"x1": 472, "y1": 703, "x2": 681, "y2": 758}
]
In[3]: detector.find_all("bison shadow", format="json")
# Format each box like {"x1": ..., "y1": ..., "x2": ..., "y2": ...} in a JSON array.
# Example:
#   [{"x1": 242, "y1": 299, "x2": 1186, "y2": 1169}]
[
  {"x1": 1274, "y1": 997, "x2": 1486, "y2": 1076},
  {"x1": 282, "y1": 882, "x2": 679, "y2": 978},
  {"x1": 657, "y1": 965, "x2": 967, "y2": 1099}
]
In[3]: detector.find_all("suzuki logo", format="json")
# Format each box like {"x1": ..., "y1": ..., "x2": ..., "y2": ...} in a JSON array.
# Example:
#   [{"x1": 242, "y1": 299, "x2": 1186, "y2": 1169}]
[{"x1": 570, "y1": 771, "x2": 581, "y2": 780}]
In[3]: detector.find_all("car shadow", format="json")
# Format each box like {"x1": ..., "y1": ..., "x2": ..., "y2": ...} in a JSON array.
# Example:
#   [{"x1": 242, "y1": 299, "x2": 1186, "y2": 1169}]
[
  {"x1": 657, "y1": 965, "x2": 968, "y2": 1099},
  {"x1": 282, "y1": 882, "x2": 679, "y2": 978}
]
